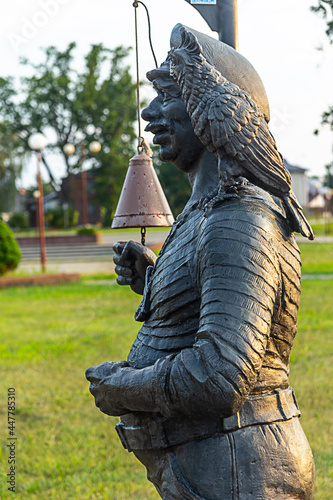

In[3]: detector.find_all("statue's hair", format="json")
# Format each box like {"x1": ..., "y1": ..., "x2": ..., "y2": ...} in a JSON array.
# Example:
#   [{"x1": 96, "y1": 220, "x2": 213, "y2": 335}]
[{"x1": 179, "y1": 28, "x2": 202, "y2": 58}]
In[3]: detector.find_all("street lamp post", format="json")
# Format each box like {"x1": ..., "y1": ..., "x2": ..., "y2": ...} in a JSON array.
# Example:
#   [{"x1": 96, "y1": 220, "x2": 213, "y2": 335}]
[
  {"x1": 63, "y1": 140, "x2": 101, "y2": 227},
  {"x1": 185, "y1": 0, "x2": 238, "y2": 49},
  {"x1": 28, "y1": 133, "x2": 48, "y2": 272}
]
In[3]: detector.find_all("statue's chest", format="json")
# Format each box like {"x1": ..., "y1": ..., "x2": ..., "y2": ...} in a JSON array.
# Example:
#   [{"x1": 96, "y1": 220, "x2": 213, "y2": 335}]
[
  {"x1": 127, "y1": 208, "x2": 203, "y2": 368},
  {"x1": 148, "y1": 213, "x2": 201, "y2": 321}
]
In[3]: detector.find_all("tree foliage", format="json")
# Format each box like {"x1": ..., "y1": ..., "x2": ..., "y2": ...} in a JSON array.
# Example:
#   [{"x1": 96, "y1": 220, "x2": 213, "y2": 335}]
[
  {"x1": 153, "y1": 149, "x2": 192, "y2": 217},
  {"x1": 311, "y1": 0, "x2": 333, "y2": 40},
  {"x1": 0, "y1": 122, "x2": 25, "y2": 212},
  {"x1": 311, "y1": 1, "x2": 333, "y2": 187},
  {"x1": 0, "y1": 43, "x2": 138, "y2": 222},
  {"x1": 8, "y1": 212, "x2": 29, "y2": 231}
]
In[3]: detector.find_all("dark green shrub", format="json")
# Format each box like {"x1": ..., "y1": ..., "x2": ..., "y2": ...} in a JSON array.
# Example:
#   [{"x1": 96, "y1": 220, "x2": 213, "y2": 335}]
[
  {"x1": 0, "y1": 219, "x2": 21, "y2": 275},
  {"x1": 76, "y1": 226, "x2": 98, "y2": 236},
  {"x1": 8, "y1": 212, "x2": 29, "y2": 231}
]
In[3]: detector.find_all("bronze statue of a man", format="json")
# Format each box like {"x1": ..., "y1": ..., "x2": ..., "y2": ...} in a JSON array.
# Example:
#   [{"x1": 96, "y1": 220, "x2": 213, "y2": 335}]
[{"x1": 86, "y1": 24, "x2": 315, "y2": 499}]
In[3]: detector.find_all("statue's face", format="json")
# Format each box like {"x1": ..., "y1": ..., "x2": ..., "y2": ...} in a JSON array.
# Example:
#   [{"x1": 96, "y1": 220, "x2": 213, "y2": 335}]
[{"x1": 142, "y1": 68, "x2": 205, "y2": 173}]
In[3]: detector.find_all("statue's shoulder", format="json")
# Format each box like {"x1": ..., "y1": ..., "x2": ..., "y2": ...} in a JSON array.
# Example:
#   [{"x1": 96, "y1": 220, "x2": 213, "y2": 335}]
[{"x1": 200, "y1": 178, "x2": 293, "y2": 243}]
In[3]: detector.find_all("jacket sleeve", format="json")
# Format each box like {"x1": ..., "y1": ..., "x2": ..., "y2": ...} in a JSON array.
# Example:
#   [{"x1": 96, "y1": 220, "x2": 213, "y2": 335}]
[{"x1": 116, "y1": 201, "x2": 282, "y2": 418}]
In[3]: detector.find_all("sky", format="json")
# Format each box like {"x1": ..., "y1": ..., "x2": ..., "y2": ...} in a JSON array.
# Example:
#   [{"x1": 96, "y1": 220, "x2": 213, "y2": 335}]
[{"x1": 0, "y1": 0, "x2": 332, "y2": 187}]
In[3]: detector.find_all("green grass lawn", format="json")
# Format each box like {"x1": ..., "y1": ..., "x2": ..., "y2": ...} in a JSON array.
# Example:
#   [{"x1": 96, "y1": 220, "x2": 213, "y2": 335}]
[
  {"x1": 0, "y1": 284, "x2": 158, "y2": 499},
  {"x1": 309, "y1": 220, "x2": 333, "y2": 236},
  {"x1": 0, "y1": 278, "x2": 332, "y2": 499},
  {"x1": 298, "y1": 242, "x2": 333, "y2": 275}
]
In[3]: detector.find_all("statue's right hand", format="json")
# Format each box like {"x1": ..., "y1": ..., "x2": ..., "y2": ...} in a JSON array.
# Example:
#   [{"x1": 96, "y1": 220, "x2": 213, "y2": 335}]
[{"x1": 113, "y1": 240, "x2": 157, "y2": 295}]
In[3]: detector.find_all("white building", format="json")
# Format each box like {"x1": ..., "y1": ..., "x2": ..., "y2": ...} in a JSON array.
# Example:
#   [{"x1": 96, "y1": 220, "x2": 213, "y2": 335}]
[{"x1": 285, "y1": 160, "x2": 308, "y2": 208}]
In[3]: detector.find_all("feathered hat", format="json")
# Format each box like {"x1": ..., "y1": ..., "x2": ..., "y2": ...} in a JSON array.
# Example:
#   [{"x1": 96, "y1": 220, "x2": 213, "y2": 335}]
[{"x1": 147, "y1": 23, "x2": 270, "y2": 123}]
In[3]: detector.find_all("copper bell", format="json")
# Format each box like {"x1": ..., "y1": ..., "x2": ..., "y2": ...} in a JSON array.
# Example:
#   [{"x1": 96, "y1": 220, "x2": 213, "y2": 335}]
[{"x1": 111, "y1": 151, "x2": 174, "y2": 229}]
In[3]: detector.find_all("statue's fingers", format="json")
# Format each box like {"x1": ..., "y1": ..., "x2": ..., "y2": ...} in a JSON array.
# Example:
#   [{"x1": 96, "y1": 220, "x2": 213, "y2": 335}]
[
  {"x1": 113, "y1": 241, "x2": 127, "y2": 255},
  {"x1": 118, "y1": 243, "x2": 132, "y2": 264},
  {"x1": 118, "y1": 240, "x2": 144, "y2": 264},
  {"x1": 113, "y1": 253, "x2": 131, "y2": 267},
  {"x1": 115, "y1": 265, "x2": 132, "y2": 277},
  {"x1": 116, "y1": 275, "x2": 135, "y2": 286}
]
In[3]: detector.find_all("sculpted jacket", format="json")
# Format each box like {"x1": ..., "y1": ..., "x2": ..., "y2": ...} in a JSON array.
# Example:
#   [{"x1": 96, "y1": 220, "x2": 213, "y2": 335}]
[{"x1": 116, "y1": 179, "x2": 301, "y2": 421}]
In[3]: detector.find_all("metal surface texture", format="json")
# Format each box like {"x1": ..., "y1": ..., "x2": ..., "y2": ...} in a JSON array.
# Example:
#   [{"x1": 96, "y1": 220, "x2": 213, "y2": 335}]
[
  {"x1": 111, "y1": 152, "x2": 174, "y2": 229},
  {"x1": 36, "y1": 151, "x2": 47, "y2": 272}
]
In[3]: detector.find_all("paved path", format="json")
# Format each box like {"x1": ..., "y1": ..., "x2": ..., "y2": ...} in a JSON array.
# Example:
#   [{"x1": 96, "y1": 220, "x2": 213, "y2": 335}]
[
  {"x1": 17, "y1": 229, "x2": 171, "y2": 275},
  {"x1": 18, "y1": 260, "x2": 117, "y2": 275}
]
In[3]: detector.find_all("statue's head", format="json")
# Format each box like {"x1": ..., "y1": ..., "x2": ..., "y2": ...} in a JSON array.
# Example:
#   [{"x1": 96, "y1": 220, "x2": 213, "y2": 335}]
[
  {"x1": 142, "y1": 24, "x2": 270, "y2": 171},
  {"x1": 141, "y1": 60, "x2": 206, "y2": 172}
]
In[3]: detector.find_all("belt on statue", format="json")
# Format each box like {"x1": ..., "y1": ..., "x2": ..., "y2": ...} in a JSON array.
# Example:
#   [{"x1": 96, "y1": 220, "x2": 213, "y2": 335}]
[{"x1": 115, "y1": 387, "x2": 300, "y2": 452}]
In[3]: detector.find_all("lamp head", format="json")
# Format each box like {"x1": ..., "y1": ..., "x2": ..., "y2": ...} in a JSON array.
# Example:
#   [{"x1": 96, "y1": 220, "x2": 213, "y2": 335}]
[
  {"x1": 28, "y1": 133, "x2": 48, "y2": 151},
  {"x1": 89, "y1": 141, "x2": 102, "y2": 154},
  {"x1": 63, "y1": 143, "x2": 75, "y2": 156}
]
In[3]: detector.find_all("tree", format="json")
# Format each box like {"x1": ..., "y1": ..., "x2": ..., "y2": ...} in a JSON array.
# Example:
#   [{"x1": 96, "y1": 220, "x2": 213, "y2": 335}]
[
  {"x1": 0, "y1": 43, "x2": 138, "y2": 224},
  {"x1": 0, "y1": 122, "x2": 25, "y2": 212},
  {"x1": 311, "y1": 1, "x2": 333, "y2": 40},
  {"x1": 312, "y1": 1, "x2": 333, "y2": 187},
  {"x1": 153, "y1": 149, "x2": 192, "y2": 217}
]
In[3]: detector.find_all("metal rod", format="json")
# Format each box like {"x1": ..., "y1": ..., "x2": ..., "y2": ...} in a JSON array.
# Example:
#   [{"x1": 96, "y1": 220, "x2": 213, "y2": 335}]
[
  {"x1": 37, "y1": 151, "x2": 47, "y2": 272},
  {"x1": 219, "y1": 0, "x2": 238, "y2": 49},
  {"x1": 133, "y1": 2, "x2": 142, "y2": 143},
  {"x1": 81, "y1": 143, "x2": 88, "y2": 226},
  {"x1": 185, "y1": 0, "x2": 239, "y2": 50}
]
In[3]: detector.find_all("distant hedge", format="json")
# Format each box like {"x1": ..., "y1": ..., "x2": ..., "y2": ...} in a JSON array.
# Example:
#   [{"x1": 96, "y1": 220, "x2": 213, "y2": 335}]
[
  {"x1": 0, "y1": 219, "x2": 21, "y2": 276},
  {"x1": 76, "y1": 226, "x2": 98, "y2": 236},
  {"x1": 8, "y1": 212, "x2": 29, "y2": 231}
]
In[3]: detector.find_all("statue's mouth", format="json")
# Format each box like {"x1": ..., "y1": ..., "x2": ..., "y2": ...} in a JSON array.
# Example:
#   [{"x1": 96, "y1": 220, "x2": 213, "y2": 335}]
[{"x1": 145, "y1": 121, "x2": 173, "y2": 145}]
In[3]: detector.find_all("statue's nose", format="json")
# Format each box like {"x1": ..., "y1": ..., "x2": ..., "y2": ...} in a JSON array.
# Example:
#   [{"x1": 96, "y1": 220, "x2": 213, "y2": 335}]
[{"x1": 141, "y1": 96, "x2": 162, "y2": 123}]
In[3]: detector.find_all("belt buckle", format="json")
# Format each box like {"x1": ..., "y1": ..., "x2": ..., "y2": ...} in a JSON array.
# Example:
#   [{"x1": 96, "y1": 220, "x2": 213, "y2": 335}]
[{"x1": 115, "y1": 423, "x2": 133, "y2": 453}]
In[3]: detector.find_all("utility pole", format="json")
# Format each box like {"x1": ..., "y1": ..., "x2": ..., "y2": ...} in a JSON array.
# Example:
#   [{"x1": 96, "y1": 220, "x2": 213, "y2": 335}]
[{"x1": 185, "y1": 0, "x2": 238, "y2": 50}]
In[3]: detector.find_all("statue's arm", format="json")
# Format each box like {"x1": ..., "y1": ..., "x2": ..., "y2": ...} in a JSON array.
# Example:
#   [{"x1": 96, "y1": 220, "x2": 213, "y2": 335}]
[{"x1": 88, "y1": 204, "x2": 282, "y2": 418}]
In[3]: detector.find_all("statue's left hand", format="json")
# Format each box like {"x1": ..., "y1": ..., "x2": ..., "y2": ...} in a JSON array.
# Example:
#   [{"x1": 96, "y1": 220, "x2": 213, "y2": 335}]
[{"x1": 85, "y1": 361, "x2": 129, "y2": 416}]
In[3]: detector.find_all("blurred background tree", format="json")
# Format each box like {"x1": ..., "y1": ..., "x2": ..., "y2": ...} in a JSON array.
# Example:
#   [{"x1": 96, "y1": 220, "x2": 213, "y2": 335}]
[
  {"x1": 311, "y1": 0, "x2": 333, "y2": 39},
  {"x1": 312, "y1": 1, "x2": 333, "y2": 189},
  {"x1": 0, "y1": 123, "x2": 25, "y2": 212},
  {"x1": 0, "y1": 41, "x2": 199, "y2": 225},
  {"x1": 0, "y1": 43, "x2": 138, "y2": 225},
  {"x1": 153, "y1": 148, "x2": 192, "y2": 217}
]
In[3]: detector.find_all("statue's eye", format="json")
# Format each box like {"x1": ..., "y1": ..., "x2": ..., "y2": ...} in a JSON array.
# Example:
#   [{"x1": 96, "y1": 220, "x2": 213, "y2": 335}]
[{"x1": 161, "y1": 90, "x2": 172, "y2": 103}]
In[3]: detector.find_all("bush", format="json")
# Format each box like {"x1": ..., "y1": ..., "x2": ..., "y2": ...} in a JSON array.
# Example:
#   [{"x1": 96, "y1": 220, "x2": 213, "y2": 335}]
[
  {"x1": 8, "y1": 212, "x2": 29, "y2": 231},
  {"x1": 0, "y1": 219, "x2": 21, "y2": 276},
  {"x1": 45, "y1": 206, "x2": 79, "y2": 229},
  {"x1": 76, "y1": 226, "x2": 98, "y2": 236}
]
